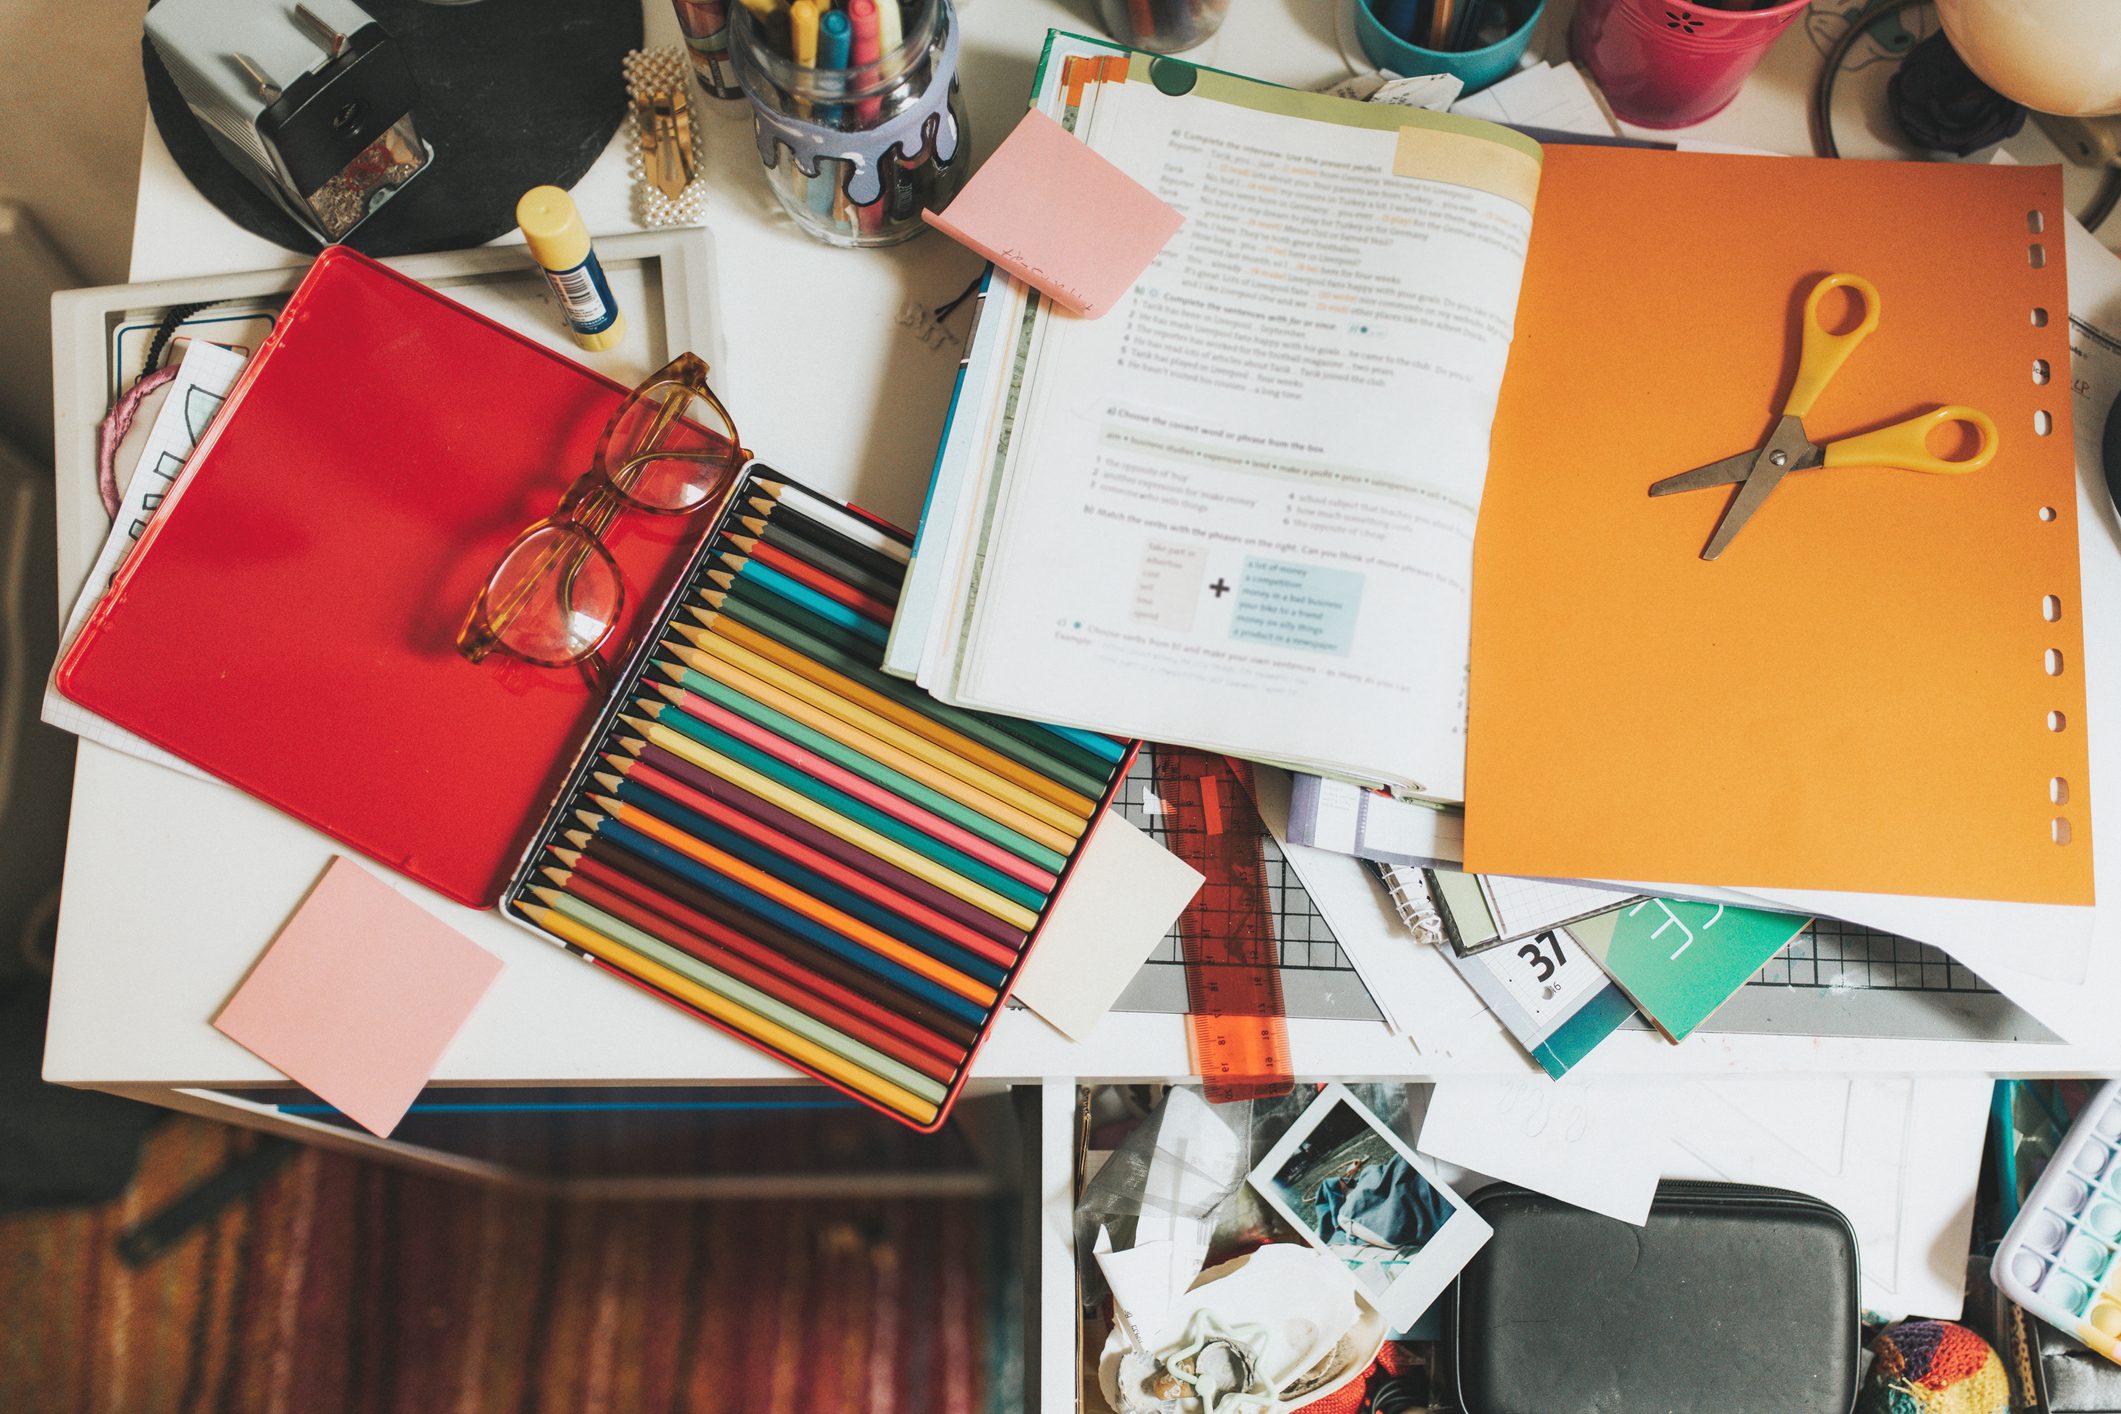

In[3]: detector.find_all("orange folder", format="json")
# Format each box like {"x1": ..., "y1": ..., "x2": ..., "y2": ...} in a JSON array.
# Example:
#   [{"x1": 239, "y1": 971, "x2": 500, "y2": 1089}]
[{"x1": 1464, "y1": 150, "x2": 2089, "y2": 905}]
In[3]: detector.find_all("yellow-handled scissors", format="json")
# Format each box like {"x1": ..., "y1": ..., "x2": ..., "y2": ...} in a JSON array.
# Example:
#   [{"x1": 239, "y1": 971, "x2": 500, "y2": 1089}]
[{"x1": 1649, "y1": 274, "x2": 2000, "y2": 561}]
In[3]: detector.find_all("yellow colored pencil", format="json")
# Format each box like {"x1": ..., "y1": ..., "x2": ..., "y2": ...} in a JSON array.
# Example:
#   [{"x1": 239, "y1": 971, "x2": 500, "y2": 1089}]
[
  {"x1": 613, "y1": 717, "x2": 1042, "y2": 929},
  {"x1": 522, "y1": 902, "x2": 938, "y2": 1123},
  {"x1": 663, "y1": 627, "x2": 1087, "y2": 842},
  {"x1": 660, "y1": 638, "x2": 1080, "y2": 855},
  {"x1": 685, "y1": 606, "x2": 1098, "y2": 817}
]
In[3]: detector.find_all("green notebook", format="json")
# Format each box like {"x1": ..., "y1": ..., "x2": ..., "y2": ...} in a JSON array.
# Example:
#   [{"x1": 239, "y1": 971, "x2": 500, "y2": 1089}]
[{"x1": 1566, "y1": 900, "x2": 1811, "y2": 1042}]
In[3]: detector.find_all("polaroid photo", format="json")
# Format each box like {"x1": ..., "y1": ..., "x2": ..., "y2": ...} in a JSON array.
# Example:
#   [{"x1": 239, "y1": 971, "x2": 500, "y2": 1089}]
[{"x1": 1248, "y1": 1083, "x2": 1492, "y2": 1327}]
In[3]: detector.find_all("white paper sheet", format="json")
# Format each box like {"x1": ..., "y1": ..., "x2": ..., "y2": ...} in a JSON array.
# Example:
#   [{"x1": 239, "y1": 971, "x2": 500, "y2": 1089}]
[
  {"x1": 1012, "y1": 812, "x2": 1203, "y2": 1040},
  {"x1": 1419, "y1": 1075, "x2": 1665, "y2": 1224},
  {"x1": 1651, "y1": 1074, "x2": 1992, "y2": 1320}
]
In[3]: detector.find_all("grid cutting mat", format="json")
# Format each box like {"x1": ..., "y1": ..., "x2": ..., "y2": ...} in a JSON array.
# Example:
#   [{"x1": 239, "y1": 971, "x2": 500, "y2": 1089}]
[{"x1": 1092, "y1": 754, "x2": 2041, "y2": 1038}]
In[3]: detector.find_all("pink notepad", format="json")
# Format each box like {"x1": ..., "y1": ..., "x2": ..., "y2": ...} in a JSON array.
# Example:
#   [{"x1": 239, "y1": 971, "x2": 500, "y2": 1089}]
[
  {"x1": 923, "y1": 109, "x2": 1183, "y2": 317},
  {"x1": 215, "y1": 857, "x2": 503, "y2": 1136}
]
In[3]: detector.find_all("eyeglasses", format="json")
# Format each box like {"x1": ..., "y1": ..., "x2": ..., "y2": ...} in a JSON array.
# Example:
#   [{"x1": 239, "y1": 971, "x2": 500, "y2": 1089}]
[{"x1": 456, "y1": 352, "x2": 748, "y2": 674}]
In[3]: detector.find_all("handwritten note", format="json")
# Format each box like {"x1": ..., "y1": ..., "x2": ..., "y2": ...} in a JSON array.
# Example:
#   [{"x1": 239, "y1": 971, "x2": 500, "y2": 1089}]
[
  {"x1": 214, "y1": 858, "x2": 503, "y2": 1137},
  {"x1": 922, "y1": 109, "x2": 1183, "y2": 318}
]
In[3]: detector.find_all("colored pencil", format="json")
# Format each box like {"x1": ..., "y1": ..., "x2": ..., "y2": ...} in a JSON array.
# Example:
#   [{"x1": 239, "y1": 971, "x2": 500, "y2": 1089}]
[
  {"x1": 680, "y1": 610, "x2": 1106, "y2": 812},
  {"x1": 597, "y1": 761, "x2": 1019, "y2": 967},
  {"x1": 738, "y1": 501, "x2": 905, "y2": 585},
  {"x1": 531, "y1": 882, "x2": 950, "y2": 1095},
  {"x1": 618, "y1": 713, "x2": 1043, "y2": 927},
  {"x1": 663, "y1": 627, "x2": 1090, "y2": 840},
  {"x1": 609, "y1": 740, "x2": 1026, "y2": 948},
  {"x1": 582, "y1": 798, "x2": 1000, "y2": 1006},
  {"x1": 731, "y1": 524, "x2": 898, "y2": 601},
  {"x1": 523, "y1": 900, "x2": 938, "y2": 1123},
  {"x1": 719, "y1": 547, "x2": 894, "y2": 625},
  {"x1": 654, "y1": 644, "x2": 1078, "y2": 860},
  {"x1": 636, "y1": 697, "x2": 1047, "y2": 914},
  {"x1": 558, "y1": 833, "x2": 981, "y2": 1047},
  {"x1": 594, "y1": 769, "x2": 1011, "y2": 981},
  {"x1": 644, "y1": 672, "x2": 1061, "y2": 884},
  {"x1": 692, "y1": 591, "x2": 1114, "y2": 792},
  {"x1": 751, "y1": 478, "x2": 912, "y2": 564},
  {"x1": 566, "y1": 816, "x2": 989, "y2": 1027},
  {"x1": 707, "y1": 564, "x2": 888, "y2": 646},
  {"x1": 539, "y1": 867, "x2": 959, "y2": 1083}
]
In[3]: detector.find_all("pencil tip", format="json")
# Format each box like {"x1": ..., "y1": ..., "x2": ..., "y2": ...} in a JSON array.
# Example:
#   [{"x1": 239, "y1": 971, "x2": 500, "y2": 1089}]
[
  {"x1": 617, "y1": 712, "x2": 650, "y2": 731},
  {"x1": 757, "y1": 477, "x2": 786, "y2": 496},
  {"x1": 573, "y1": 809, "x2": 604, "y2": 829},
  {"x1": 551, "y1": 846, "x2": 582, "y2": 866},
  {"x1": 592, "y1": 771, "x2": 620, "y2": 791},
  {"x1": 708, "y1": 570, "x2": 735, "y2": 589},
  {"x1": 739, "y1": 516, "x2": 766, "y2": 534},
  {"x1": 616, "y1": 736, "x2": 645, "y2": 755},
  {"x1": 539, "y1": 866, "x2": 569, "y2": 886},
  {"x1": 717, "y1": 551, "x2": 746, "y2": 570},
  {"x1": 702, "y1": 589, "x2": 727, "y2": 608},
  {"x1": 587, "y1": 793, "x2": 621, "y2": 813},
  {"x1": 564, "y1": 829, "x2": 592, "y2": 849},
  {"x1": 728, "y1": 533, "x2": 756, "y2": 551},
  {"x1": 636, "y1": 699, "x2": 665, "y2": 718},
  {"x1": 529, "y1": 885, "x2": 562, "y2": 906},
  {"x1": 684, "y1": 605, "x2": 714, "y2": 626},
  {"x1": 651, "y1": 682, "x2": 683, "y2": 704},
  {"x1": 649, "y1": 658, "x2": 682, "y2": 681}
]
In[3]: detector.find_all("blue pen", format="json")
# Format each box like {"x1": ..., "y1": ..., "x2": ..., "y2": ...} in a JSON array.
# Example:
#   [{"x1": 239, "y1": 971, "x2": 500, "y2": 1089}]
[
  {"x1": 812, "y1": 10, "x2": 853, "y2": 222},
  {"x1": 1383, "y1": 0, "x2": 1422, "y2": 42},
  {"x1": 713, "y1": 555, "x2": 889, "y2": 646}
]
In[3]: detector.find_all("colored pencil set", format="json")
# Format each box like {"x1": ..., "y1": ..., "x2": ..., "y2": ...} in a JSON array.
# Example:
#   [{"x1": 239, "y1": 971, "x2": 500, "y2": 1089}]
[{"x1": 504, "y1": 468, "x2": 1133, "y2": 1130}]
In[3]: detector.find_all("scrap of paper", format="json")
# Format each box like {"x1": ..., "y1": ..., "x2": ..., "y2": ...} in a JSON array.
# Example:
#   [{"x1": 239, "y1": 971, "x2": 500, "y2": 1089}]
[
  {"x1": 923, "y1": 109, "x2": 1184, "y2": 318},
  {"x1": 1012, "y1": 812, "x2": 1202, "y2": 1040},
  {"x1": 1419, "y1": 1076, "x2": 1666, "y2": 1225},
  {"x1": 214, "y1": 857, "x2": 503, "y2": 1137}
]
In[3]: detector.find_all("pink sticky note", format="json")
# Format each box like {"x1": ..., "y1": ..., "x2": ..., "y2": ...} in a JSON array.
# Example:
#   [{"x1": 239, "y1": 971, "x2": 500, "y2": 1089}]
[
  {"x1": 214, "y1": 857, "x2": 503, "y2": 1137},
  {"x1": 923, "y1": 109, "x2": 1182, "y2": 318}
]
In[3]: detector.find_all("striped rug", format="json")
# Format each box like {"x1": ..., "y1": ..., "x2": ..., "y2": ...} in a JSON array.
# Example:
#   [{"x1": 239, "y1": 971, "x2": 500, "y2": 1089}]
[{"x1": 0, "y1": 1117, "x2": 1018, "y2": 1413}]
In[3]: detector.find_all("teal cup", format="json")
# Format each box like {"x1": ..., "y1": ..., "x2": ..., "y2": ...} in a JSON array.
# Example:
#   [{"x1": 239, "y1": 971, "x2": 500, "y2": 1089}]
[{"x1": 1352, "y1": 0, "x2": 1546, "y2": 95}]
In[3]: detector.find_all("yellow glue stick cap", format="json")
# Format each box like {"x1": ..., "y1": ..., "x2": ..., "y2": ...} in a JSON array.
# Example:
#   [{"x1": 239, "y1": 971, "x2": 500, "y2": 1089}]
[{"x1": 517, "y1": 185, "x2": 591, "y2": 268}]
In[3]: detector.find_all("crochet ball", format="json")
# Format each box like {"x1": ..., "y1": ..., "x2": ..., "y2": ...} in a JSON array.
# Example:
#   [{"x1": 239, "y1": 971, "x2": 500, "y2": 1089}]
[{"x1": 1860, "y1": 1320, "x2": 2010, "y2": 1414}]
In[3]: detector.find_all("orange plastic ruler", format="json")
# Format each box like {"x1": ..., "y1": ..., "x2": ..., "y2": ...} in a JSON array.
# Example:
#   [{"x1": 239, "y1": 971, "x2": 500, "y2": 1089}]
[{"x1": 1150, "y1": 746, "x2": 1294, "y2": 1101}]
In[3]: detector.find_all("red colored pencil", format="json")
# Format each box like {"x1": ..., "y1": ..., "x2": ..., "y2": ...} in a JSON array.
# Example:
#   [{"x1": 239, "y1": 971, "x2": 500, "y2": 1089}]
[{"x1": 737, "y1": 538, "x2": 896, "y2": 623}]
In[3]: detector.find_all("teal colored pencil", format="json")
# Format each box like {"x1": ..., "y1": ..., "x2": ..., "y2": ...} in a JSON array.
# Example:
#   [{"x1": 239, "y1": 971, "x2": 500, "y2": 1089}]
[
  {"x1": 646, "y1": 664, "x2": 1068, "y2": 874},
  {"x1": 707, "y1": 561, "x2": 888, "y2": 646}
]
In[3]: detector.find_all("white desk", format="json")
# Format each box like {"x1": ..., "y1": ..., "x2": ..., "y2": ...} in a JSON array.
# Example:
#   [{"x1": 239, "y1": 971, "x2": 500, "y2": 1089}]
[{"x1": 46, "y1": 0, "x2": 2121, "y2": 1115}]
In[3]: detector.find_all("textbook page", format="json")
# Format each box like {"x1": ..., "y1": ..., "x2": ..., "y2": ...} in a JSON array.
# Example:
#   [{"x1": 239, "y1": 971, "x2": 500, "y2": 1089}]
[{"x1": 945, "y1": 78, "x2": 1541, "y2": 799}]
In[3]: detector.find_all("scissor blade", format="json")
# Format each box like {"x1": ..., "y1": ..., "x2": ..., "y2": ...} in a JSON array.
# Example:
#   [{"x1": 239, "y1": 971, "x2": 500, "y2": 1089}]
[
  {"x1": 1649, "y1": 449, "x2": 1759, "y2": 496},
  {"x1": 1701, "y1": 415, "x2": 1818, "y2": 561}
]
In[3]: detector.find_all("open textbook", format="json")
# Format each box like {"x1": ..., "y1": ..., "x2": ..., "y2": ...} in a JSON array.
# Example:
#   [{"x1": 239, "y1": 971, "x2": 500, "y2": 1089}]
[{"x1": 889, "y1": 36, "x2": 1543, "y2": 801}]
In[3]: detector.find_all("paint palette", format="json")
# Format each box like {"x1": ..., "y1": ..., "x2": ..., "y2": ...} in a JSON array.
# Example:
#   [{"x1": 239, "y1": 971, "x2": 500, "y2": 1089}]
[{"x1": 1995, "y1": 1079, "x2": 2121, "y2": 1361}]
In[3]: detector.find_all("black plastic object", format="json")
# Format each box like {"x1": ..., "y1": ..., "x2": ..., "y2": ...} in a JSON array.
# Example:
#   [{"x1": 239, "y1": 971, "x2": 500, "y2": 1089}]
[
  {"x1": 2103, "y1": 387, "x2": 2121, "y2": 526},
  {"x1": 142, "y1": 0, "x2": 640, "y2": 257},
  {"x1": 256, "y1": 23, "x2": 419, "y2": 196},
  {"x1": 1450, "y1": 1181, "x2": 1861, "y2": 1414}
]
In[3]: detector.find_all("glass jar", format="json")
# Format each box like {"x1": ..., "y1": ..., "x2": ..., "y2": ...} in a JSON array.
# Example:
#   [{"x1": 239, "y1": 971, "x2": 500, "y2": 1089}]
[
  {"x1": 1096, "y1": 0, "x2": 1232, "y2": 54},
  {"x1": 733, "y1": 0, "x2": 970, "y2": 248}
]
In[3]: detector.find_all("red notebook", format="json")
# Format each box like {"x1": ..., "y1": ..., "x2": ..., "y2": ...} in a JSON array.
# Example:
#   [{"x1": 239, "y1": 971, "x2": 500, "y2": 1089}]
[{"x1": 57, "y1": 248, "x2": 704, "y2": 906}]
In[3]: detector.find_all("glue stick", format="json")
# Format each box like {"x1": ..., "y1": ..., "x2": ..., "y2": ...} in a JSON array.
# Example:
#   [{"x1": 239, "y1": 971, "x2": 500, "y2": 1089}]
[{"x1": 516, "y1": 185, "x2": 624, "y2": 352}]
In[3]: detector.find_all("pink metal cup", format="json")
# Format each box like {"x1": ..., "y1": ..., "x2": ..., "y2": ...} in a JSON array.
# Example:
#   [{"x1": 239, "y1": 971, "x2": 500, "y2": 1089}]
[{"x1": 1571, "y1": 0, "x2": 1811, "y2": 129}]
